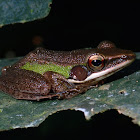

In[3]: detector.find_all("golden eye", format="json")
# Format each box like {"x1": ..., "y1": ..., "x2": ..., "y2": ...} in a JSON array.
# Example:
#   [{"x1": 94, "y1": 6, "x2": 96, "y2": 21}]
[{"x1": 88, "y1": 54, "x2": 105, "y2": 71}]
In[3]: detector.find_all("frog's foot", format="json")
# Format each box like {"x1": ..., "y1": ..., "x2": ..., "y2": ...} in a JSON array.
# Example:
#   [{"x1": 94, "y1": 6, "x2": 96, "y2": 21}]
[
  {"x1": 53, "y1": 83, "x2": 98, "y2": 99},
  {"x1": 53, "y1": 87, "x2": 88, "y2": 99},
  {"x1": 53, "y1": 91, "x2": 79, "y2": 99},
  {"x1": 6, "y1": 90, "x2": 59, "y2": 101}
]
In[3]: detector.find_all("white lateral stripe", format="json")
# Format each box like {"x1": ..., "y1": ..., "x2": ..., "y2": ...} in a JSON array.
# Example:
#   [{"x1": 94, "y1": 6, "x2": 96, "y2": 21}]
[{"x1": 68, "y1": 60, "x2": 133, "y2": 83}]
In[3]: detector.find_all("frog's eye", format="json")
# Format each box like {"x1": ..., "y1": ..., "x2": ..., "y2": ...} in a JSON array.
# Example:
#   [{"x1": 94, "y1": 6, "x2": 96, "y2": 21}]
[{"x1": 88, "y1": 54, "x2": 105, "y2": 71}]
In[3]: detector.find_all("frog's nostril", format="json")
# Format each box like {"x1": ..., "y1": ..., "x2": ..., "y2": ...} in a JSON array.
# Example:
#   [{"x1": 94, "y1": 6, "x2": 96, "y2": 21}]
[{"x1": 128, "y1": 52, "x2": 136, "y2": 60}]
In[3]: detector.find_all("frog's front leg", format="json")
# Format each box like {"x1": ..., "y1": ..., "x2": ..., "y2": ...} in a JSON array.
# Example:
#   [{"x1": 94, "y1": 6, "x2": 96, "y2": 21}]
[
  {"x1": 43, "y1": 71, "x2": 75, "y2": 94},
  {"x1": 43, "y1": 71, "x2": 91, "y2": 99},
  {"x1": 52, "y1": 84, "x2": 93, "y2": 99}
]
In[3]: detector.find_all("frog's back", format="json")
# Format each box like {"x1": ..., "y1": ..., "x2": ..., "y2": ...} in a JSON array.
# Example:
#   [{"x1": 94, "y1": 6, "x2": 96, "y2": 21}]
[
  {"x1": 11, "y1": 47, "x2": 96, "y2": 68},
  {"x1": 34, "y1": 47, "x2": 96, "y2": 65}
]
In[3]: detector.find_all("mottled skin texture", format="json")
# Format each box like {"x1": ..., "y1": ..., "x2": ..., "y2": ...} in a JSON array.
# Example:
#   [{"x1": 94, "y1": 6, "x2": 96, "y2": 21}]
[{"x1": 0, "y1": 41, "x2": 135, "y2": 100}]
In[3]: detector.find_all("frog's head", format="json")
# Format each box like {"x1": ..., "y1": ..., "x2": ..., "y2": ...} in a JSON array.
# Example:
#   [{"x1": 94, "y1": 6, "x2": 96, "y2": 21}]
[{"x1": 68, "y1": 41, "x2": 136, "y2": 83}]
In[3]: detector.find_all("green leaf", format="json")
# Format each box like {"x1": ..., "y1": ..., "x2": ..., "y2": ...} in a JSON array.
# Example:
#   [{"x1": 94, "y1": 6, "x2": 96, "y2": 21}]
[
  {"x1": 0, "y1": 53, "x2": 139, "y2": 131},
  {"x1": 0, "y1": 0, "x2": 52, "y2": 26}
]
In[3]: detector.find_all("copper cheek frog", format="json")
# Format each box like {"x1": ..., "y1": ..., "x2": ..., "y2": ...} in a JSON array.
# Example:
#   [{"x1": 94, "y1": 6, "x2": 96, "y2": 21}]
[{"x1": 0, "y1": 41, "x2": 135, "y2": 100}]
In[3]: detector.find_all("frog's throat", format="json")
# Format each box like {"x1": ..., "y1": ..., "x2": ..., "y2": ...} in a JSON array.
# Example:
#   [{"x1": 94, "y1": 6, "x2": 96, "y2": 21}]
[{"x1": 68, "y1": 59, "x2": 134, "y2": 83}]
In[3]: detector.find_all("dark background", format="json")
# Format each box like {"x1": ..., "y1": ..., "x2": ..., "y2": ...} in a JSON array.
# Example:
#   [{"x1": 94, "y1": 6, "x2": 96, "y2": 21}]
[
  {"x1": 1, "y1": 110, "x2": 140, "y2": 139},
  {"x1": 0, "y1": 0, "x2": 140, "y2": 139},
  {"x1": 0, "y1": 0, "x2": 140, "y2": 58}
]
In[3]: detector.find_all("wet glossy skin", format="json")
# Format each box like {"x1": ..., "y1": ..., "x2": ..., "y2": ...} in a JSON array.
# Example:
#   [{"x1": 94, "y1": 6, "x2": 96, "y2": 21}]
[{"x1": 0, "y1": 41, "x2": 135, "y2": 100}]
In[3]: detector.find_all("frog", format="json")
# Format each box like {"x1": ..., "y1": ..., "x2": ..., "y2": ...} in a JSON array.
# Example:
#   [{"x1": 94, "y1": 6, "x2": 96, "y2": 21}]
[{"x1": 0, "y1": 41, "x2": 135, "y2": 101}]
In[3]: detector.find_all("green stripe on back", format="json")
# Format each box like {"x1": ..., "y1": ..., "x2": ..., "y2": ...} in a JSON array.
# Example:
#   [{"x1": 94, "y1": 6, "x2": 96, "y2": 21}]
[{"x1": 21, "y1": 62, "x2": 73, "y2": 78}]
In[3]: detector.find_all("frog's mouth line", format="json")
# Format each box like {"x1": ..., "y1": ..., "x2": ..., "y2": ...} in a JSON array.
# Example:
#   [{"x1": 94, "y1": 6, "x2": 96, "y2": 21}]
[{"x1": 68, "y1": 59, "x2": 134, "y2": 84}]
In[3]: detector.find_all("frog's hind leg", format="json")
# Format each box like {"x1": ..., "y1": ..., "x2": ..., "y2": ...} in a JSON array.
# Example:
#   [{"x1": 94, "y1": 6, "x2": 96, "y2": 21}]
[
  {"x1": 0, "y1": 68, "x2": 53, "y2": 101},
  {"x1": 0, "y1": 79, "x2": 58, "y2": 101}
]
